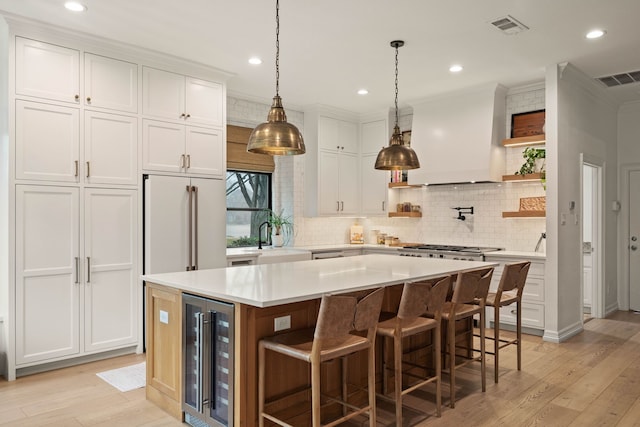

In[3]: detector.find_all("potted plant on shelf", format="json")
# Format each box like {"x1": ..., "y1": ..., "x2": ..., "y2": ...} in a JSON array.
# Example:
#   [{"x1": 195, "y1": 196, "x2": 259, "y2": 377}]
[
  {"x1": 515, "y1": 147, "x2": 546, "y2": 190},
  {"x1": 268, "y1": 209, "x2": 293, "y2": 247}
]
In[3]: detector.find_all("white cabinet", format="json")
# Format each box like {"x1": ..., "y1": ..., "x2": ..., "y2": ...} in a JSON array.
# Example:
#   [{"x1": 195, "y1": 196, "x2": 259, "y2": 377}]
[
  {"x1": 304, "y1": 111, "x2": 360, "y2": 217},
  {"x1": 84, "y1": 53, "x2": 138, "y2": 113},
  {"x1": 485, "y1": 255, "x2": 546, "y2": 333},
  {"x1": 15, "y1": 37, "x2": 80, "y2": 104},
  {"x1": 360, "y1": 118, "x2": 389, "y2": 216},
  {"x1": 318, "y1": 150, "x2": 359, "y2": 215},
  {"x1": 142, "y1": 67, "x2": 223, "y2": 127},
  {"x1": 318, "y1": 116, "x2": 358, "y2": 153},
  {"x1": 15, "y1": 185, "x2": 138, "y2": 364},
  {"x1": 142, "y1": 119, "x2": 224, "y2": 177},
  {"x1": 83, "y1": 188, "x2": 138, "y2": 352},
  {"x1": 85, "y1": 111, "x2": 138, "y2": 185},
  {"x1": 15, "y1": 100, "x2": 80, "y2": 182},
  {"x1": 15, "y1": 186, "x2": 80, "y2": 364}
]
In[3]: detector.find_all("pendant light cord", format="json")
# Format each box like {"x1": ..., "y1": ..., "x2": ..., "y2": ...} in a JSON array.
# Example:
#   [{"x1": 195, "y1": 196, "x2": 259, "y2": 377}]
[
  {"x1": 275, "y1": 0, "x2": 280, "y2": 97},
  {"x1": 394, "y1": 44, "x2": 399, "y2": 128}
]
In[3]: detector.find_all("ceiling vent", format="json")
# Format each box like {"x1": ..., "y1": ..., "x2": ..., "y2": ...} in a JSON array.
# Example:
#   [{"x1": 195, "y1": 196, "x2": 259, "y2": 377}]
[
  {"x1": 490, "y1": 15, "x2": 529, "y2": 35},
  {"x1": 597, "y1": 71, "x2": 640, "y2": 87}
]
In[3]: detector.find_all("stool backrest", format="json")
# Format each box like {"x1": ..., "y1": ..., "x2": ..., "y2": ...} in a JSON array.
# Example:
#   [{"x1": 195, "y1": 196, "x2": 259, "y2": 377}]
[
  {"x1": 451, "y1": 267, "x2": 494, "y2": 306},
  {"x1": 397, "y1": 275, "x2": 451, "y2": 320},
  {"x1": 498, "y1": 261, "x2": 531, "y2": 298},
  {"x1": 314, "y1": 287, "x2": 385, "y2": 340}
]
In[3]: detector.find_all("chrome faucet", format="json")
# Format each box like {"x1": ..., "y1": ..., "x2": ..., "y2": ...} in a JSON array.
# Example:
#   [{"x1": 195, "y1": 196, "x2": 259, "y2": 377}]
[
  {"x1": 258, "y1": 221, "x2": 270, "y2": 250},
  {"x1": 535, "y1": 232, "x2": 546, "y2": 252}
]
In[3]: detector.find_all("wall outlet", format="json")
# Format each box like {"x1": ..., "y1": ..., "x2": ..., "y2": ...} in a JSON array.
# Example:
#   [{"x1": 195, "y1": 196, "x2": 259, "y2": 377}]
[{"x1": 274, "y1": 315, "x2": 291, "y2": 332}]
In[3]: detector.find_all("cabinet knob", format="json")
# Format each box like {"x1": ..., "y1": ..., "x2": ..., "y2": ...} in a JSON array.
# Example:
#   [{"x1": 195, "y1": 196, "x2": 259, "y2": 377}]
[
  {"x1": 74, "y1": 94, "x2": 79, "y2": 101},
  {"x1": 186, "y1": 113, "x2": 191, "y2": 118},
  {"x1": 86, "y1": 97, "x2": 91, "y2": 103},
  {"x1": 180, "y1": 113, "x2": 186, "y2": 118}
]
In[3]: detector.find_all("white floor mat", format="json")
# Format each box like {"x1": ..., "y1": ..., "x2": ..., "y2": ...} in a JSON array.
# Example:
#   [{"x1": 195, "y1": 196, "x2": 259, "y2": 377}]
[{"x1": 96, "y1": 362, "x2": 146, "y2": 392}]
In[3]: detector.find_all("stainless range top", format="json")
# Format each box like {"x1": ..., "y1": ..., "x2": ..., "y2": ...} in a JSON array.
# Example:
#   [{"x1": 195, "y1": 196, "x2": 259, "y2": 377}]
[{"x1": 398, "y1": 244, "x2": 503, "y2": 261}]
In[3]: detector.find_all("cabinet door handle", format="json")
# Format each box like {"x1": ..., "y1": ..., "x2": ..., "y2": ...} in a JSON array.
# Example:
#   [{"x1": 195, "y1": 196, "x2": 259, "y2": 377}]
[
  {"x1": 74, "y1": 160, "x2": 79, "y2": 177},
  {"x1": 510, "y1": 309, "x2": 517, "y2": 315},
  {"x1": 180, "y1": 154, "x2": 185, "y2": 170},
  {"x1": 336, "y1": 201, "x2": 340, "y2": 211},
  {"x1": 341, "y1": 201, "x2": 344, "y2": 211},
  {"x1": 86, "y1": 96, "x2": 91, "y2": 103},
  {"x1": 86, "y1": 257, "x2": 91, "y2": 283},
  {"x1": 186, "y1": 154, "x2": 191, "y2": 169},
  {"x1": 382, "y1": 201, "x2": 385, "y2": 211},
  {"x1": 180, "y1": 113, "x2": 186, "y2": 118},
  {"x1": 74, "y1": 94, "x2": 79, "y2": 101},
  {"x1": 74, "y1": 257, "x2": 79, "y2": 284},
  {"x1": 193, "y1": 185, "x2": 198, "y2": 270},
  {"x1": 86, "y1": 161, "x2": 90, "y2": 178},
  {"x1": 186, "y1": 113, "x2": 191, "y2": 119},
  {"x1": 186, "y1": 185, "x2": 193, "y2": 270}
]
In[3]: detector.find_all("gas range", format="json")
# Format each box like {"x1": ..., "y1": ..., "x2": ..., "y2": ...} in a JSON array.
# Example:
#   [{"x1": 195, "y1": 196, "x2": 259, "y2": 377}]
[{"x1": 397, "y1": 244, "x2": 503, "y2": 261}]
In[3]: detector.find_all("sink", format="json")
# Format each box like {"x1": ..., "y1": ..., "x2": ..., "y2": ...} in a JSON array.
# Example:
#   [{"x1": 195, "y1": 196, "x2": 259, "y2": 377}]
[{"x1": 255, "y1": 247, "x2": 312, "y2": 264}]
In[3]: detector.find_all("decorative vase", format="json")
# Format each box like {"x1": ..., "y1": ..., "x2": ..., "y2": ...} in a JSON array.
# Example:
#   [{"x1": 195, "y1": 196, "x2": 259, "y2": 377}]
[{"x1": 272, "y1": 233, "x2": 284, "y2": 247}]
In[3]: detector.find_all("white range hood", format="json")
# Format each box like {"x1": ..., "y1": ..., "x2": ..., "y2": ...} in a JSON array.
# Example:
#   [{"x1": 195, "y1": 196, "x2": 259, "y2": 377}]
[{"x1": 408, "y1": 84, "x2": 507, "y2": 185}]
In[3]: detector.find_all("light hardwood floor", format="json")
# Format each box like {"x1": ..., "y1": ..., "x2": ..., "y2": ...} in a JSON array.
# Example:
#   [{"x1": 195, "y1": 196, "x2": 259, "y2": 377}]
[{"x1": 2, "y1": 311, "x2": 640, "y2": 426}]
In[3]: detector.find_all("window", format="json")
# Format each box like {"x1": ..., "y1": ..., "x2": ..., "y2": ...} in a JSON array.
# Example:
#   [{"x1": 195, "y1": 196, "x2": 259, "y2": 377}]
[{"x1": 226, "y1": 170, "x2": 272, "y2": 247}]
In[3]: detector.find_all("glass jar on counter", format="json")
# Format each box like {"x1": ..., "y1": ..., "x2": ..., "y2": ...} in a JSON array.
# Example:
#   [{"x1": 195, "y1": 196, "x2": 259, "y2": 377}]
[{"x1": 377, "y1": 233, "x2": 387, "y2": 245}]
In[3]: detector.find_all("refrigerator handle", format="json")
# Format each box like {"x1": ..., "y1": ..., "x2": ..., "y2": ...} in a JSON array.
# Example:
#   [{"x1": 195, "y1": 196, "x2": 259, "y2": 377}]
[
  {"x1": 196, "y1": 311, "x2": 204, "y2": 413},
  {"x1": 193, "y1": 185, "x2": 198, "y2": 270},
  {"x1": 186, "y1": 185, "x2": 193, "y2": 271},
  {"x1": 209, "y1": 310, "x2": 217, "y2": 411}
]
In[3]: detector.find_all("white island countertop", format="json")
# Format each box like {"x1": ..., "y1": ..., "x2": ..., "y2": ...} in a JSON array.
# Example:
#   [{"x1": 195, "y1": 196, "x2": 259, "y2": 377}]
[{"x1": 142, "y1": 254, "x2": 497, "y2": 308}]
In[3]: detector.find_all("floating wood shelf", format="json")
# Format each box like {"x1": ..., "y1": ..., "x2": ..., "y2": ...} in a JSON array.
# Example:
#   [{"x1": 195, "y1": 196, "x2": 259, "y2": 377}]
[
  {"x1": 502, "y1": 134, "x2": 546, "y2": 147},
  {"x1": 502, "y1": 173, "x2": 544, "y2": 182},
  {"x1": 388, "y1": 182, "x2": 422, "y2": 189},
  {"x1": 502, "y1": 211, "x2": 546, "y2": 218},
  {"x1": 389, "y1": 212, "x2": 422, "y2": 218}
]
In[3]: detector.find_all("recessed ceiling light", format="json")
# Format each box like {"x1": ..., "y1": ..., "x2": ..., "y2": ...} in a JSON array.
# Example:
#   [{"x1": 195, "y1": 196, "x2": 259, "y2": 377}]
[
  {"x1": 248, "y1": 57, "x2": 262, "y2": 65},
  {"x1": 357, "y1": 89, "x2": 369, "y2": 95},
  {"x1": 449, "y1": 64, "x2": 463, "y2": 73},
  {"x1": 64, "y1": 1, "x2": 87, "y2": 12},
  {"x1": 586, "y1": 29, "x2": 606, "y2": 39}
]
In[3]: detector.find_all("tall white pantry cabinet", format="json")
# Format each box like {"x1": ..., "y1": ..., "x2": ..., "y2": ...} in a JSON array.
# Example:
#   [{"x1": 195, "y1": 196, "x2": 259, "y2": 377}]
[{"x1": 0, "y1": 18, "x2": 229, "y2": 380}]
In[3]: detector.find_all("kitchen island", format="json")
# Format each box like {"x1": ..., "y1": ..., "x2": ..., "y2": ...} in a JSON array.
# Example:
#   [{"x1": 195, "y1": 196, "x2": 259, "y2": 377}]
[{"x1": 142, "y1": 254, "x2": 497, "y2": 426}]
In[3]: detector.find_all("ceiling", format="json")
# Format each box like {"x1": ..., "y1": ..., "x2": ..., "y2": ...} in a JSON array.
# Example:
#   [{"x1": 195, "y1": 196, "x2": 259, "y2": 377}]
[{"x1": 1, "y1": 0, "x2": 640, "y2": 114}]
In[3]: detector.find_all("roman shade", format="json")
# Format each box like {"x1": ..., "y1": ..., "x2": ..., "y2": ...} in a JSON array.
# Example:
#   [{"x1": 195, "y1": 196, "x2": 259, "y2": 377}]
[{"x1": 227, "y1": 125, "x2": 275, "y2": 172}]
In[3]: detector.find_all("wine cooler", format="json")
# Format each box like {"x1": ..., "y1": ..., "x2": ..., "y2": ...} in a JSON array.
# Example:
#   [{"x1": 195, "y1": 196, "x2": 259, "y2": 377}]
[{"x1": 182, "y1": 294, "x2": 234, "y2": 427}]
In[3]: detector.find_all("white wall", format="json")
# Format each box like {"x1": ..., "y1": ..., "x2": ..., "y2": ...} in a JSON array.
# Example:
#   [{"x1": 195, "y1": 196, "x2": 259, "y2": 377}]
[
  {"x1": 544, "y1": 63, "x2": 619, "y2": 342},
  {"x1": 0, "y1": 18, "x2": 9, "y2": 378}
]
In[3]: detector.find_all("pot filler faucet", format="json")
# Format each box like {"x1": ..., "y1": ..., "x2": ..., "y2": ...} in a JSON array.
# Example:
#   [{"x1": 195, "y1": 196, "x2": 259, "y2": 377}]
[{"x1": 535, "y1": 232, "x2": 546, "y2": 252}]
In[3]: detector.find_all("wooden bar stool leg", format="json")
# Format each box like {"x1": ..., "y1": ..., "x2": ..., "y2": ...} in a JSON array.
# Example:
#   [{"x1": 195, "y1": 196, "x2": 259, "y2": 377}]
[
  {"x1": 382, "y1": 336, "x2": 389, "y2": 395},
  {"x1": 480, "y1": 310, "x2": 486, "y2": 392},
  {"x1": 342, "y1": 356, "x2": 348, "y2": 416},
  {"x1": 517, "y1": 300, "x2": 522, "y2": 371},
  {"x1": 258, "y1": 343, "x2": 265, "y2": 427},
  {"x1": 435, "y1": 322, "x2": 442, "y2": 417},
  {"x1": 494, "y1": 304, "x2": 500, "y2": 383},
  {"x1": 394, "y1": 332, "x2": 402, "y2": 425},
  {"x1": 449, "y1": 318, "x2": 456, "y2": 408},
  {"x1": 311, "y1": 358, "x2": 321, "y2": 427},
  {"x1": 368, "y1": 344, "x2": 377, "y2": 427}
]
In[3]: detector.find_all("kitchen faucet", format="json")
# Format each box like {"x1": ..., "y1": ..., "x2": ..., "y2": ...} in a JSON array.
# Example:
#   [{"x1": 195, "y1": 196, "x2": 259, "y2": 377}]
[{"x1": 258, "y1": 221, "x2": 270, "y2": 250}]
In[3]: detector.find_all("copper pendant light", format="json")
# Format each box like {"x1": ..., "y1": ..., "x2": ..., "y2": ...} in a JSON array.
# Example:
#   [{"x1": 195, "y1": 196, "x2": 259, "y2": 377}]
[
  {"x1": 247, "y1": 0, "x2": 305, "y2": 155},
  {"x1": 375, "y1": 40, "x2": 420, "y2": 170}
]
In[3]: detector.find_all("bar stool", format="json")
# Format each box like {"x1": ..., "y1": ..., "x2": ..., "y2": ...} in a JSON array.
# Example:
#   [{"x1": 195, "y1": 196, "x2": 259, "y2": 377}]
[
  {"x1": 481, "y1": 261, "x2": 531, "y2": 383},
  {"x1": 376, "y1": 275, "x2": 451, "y2": 426},
  {"x1": 427, "y1": 267, "x2": 493, "y2": 408},
  {"x1": 258, "y1": 287, "x2": 385, "y2": 427}
]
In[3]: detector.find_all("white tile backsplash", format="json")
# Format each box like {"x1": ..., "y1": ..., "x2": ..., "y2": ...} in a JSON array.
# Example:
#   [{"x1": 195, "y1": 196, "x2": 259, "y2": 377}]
[{"x1": 228, "y1": 86, "x2": 547, "y2": 253}]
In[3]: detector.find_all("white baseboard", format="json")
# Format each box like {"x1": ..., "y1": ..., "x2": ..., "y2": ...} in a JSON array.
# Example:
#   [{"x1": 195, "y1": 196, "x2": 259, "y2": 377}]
[
  {"x1": 605, "y1": 302, "x2": 619, "y2": 317},
  {"x1": 543, "y1": 320, "x2": 583, "y2": 343}
]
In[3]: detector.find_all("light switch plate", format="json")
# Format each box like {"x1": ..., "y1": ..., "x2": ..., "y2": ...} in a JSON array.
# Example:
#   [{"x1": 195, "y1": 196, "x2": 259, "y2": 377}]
[
  {"x1": 274, "y1": 315, "x2": 291, "y2": 332},
  {"x1": 159, "y1": 310, "x2": 169, "y2": 324}
]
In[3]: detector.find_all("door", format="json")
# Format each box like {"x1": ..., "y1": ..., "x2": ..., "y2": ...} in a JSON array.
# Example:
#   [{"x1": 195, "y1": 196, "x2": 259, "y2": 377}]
[
  {"x1": 15, "y1": 100, "x2": 80, "y2": 182},
  {"x1": 185, "y1": 126, "x2": 224, "y2": 177},
  {"x1": 144, "y1": 175, "x2": 190, "y2": 274},
  {"x1": 142, "y1": 119, "x2": 186, "y2": 173},
  {"x1": 85, "y1": 111, "x2": 138, "y2": 185},
  {"x1": 84, "y1": 188, "x2": 138, "y2": 352},
  {"x1": 185, "y1": 77, "x2": 223, "y2": 127},
  {"x1": 15, "y1": 37, "x2": 80, "y2": 103},
  {"x1": 630, "y1": 170, "x2": 640, "y2": 310},
  {"x1": 15, "y1": 185, "x2": 80, "y2": 364},
  {"x1": 84, "y1": 53, "x2": 138, "y2": 113}
]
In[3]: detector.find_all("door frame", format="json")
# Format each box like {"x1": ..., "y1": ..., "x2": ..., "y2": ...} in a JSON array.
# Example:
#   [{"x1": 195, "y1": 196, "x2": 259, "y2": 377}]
[
  {"x1": 619, "y1": 163, "x2": 640, "y2": 311},
  {"x1": 580, "y1": 154, "x2": 604, "y2": 319}
]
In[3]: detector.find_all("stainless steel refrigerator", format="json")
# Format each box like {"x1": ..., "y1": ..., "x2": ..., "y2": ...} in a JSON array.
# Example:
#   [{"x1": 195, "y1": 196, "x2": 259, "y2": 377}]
[{"x1": 143, "y1": 174, "x2": 226, "y2": 274}]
